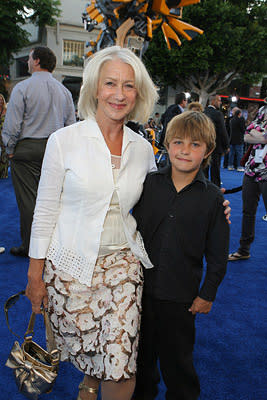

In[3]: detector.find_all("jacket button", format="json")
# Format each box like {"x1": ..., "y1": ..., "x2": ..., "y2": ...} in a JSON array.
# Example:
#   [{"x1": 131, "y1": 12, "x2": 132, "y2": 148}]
[{"x1": 169, "y1": 214, "x2": 174, "y2": 218}]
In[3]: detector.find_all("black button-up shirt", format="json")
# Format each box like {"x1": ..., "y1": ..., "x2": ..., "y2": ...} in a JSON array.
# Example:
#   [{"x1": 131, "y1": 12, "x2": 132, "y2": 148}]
[{"x1": 133, "y1": 167, "x2": 229, "y2": 303}]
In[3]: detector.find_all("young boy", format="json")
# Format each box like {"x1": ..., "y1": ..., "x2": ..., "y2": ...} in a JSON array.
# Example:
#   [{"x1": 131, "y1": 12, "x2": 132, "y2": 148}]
[{"x1": 133, "y1": 111, "x2": 230, "y2": 400}]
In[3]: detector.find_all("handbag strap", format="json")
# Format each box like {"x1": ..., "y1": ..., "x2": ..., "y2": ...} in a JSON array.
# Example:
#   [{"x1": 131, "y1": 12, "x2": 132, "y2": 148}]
[
  {"x1": 25, "y1": 310, "x2": 58, "y2": 353},
  {"x1": 4, "y1": 290, "x2": 26, "y2": 338},
  {"x1": 4, "y1": 291, "x2": 58, "y2": 355},
  {"x1": 43, "y1": 309, "x2": 58, "y2": 353}
]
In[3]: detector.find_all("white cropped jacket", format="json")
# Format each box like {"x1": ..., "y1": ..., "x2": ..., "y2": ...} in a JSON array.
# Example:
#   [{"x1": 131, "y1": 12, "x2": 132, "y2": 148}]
[{"x1": 29, "y1": 118, "x2": 156, "y2": 285}]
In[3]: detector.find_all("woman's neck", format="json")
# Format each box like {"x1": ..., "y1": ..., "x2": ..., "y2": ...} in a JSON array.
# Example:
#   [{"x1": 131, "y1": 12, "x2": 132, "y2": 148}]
[{"x1": 96, "y1": 118, "x2": 124, "y2": 156}]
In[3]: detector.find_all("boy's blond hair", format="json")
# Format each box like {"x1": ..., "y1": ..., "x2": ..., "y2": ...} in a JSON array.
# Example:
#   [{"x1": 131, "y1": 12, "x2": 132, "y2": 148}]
[
  {"x1": 187, "y1": 102, "x2": 204, "y2": 112},
  {"x1": 164, "y1": 111, "x2": 216, "y2": 168}
]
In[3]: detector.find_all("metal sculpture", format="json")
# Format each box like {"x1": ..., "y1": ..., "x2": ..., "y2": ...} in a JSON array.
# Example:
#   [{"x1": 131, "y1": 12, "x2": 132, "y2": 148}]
[{"x1": 82, "y1": 0, "x2": 203, "y2": 57}]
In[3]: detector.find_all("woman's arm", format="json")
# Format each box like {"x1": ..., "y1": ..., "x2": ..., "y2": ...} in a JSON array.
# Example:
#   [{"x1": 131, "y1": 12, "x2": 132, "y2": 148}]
[
  {"x1": 26, "y1": 131, "x2": 65, "y2": 312},
  {"x1": 244, "y1": 129, "x2": 267, "y2": 144},
  {"x1": 26, "y1": 258, "x2": 48, "y2": 314},
  {"x1": 29, "y1": 132, "x2": 65, "y2": 258}
]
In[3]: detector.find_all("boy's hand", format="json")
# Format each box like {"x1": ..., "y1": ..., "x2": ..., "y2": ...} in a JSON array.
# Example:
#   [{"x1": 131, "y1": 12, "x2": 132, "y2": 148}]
[{"x1": 189, "y1": 296, "x2": 213, "y2": 315}]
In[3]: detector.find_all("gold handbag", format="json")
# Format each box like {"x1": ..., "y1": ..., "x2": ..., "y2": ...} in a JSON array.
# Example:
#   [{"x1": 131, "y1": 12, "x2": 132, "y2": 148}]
[{"x1": 4, "y1": 291, "x2": 60, "y2": 400}]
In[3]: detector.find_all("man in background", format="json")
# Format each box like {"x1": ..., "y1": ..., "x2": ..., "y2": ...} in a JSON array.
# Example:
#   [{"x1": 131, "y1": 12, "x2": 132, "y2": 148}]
[
  {"x1": 159, "y1": 92, "x2": 187, "y2": 146},
  {"x1": 3, "y1": 46, "x2": 76, "y2": 257},
  {"x1": 223, "y1": 106, "x2": 239, "y2": 169},
  {"x1": 228, "y1": 108, "x2": 246, "y2": 171},
  {"x1": 204, "y1": 94, "x2": 230, "y2": 187}
]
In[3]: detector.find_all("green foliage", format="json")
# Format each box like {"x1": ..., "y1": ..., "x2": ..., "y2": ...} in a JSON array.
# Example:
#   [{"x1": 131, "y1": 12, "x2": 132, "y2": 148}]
[
  {"x1": 144, "y1": 0, "x2": 267, "y2": 99},
  {"x1": 29, "y1": 0, "x2": 61, "y2": 27},
  {"x1": 0, "y1": 0, "x2": 61, "y2": 68}
]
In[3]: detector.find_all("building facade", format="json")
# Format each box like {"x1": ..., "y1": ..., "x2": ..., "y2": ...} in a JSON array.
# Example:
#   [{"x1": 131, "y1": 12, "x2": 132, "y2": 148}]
[{"x1": 9, "y1": 0, "x2": 96, "y2": 105}]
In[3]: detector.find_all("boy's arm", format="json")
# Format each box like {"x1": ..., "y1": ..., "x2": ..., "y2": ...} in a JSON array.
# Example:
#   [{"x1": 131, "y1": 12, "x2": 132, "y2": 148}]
[
  {"x1": 189, "y1": 297, "x2": 213, "y2": 315},
  {"x1": 197, "y1": 193, "x2": 230, "y2": 306}
]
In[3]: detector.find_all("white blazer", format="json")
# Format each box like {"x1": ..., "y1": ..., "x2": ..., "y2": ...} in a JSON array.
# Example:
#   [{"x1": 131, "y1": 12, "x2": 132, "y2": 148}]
[{"x1": 29, "y1": 118, "x2": 156, "y2": 286}]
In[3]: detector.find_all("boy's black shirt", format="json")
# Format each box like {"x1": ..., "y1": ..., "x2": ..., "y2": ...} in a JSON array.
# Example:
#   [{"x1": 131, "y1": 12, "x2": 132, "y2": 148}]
[{"x1": 133, "y1": 166, "x2": 229, "y2": 303}]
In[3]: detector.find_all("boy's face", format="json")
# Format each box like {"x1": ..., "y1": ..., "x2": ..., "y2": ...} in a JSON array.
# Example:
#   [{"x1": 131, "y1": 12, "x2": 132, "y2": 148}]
[{"x1": 168, "y1": 136, "x2": 210, "y2": 176}]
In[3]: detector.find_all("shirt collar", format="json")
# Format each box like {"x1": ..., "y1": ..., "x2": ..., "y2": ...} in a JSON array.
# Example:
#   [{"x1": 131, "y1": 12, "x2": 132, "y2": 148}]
[
  {"x1": 192, "y1": 168, "x2": 208, "y2": 187},
  {"x1": 80, "y1": 118, "x2": 137, "y2": 148},
  {"x1": 31, "y1": 71, "x2": 52, "y2": 78},
  {"x1": 158, "y1": 165, "x2": 208, "y2": 189}
]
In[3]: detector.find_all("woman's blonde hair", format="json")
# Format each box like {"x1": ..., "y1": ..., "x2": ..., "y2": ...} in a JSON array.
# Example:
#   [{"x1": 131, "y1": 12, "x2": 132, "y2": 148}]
[
  {"x1": 0, "y1": 93, "x2": 7, "y2": 113},
  {"x1": 164, "y1": 111, "x2": 216, "y2": 168},
  {"x1": 78, "y1": 46, "x2": 159, "y2": 123},
  {"x1": 187, "y1": 101, "x2": 203, "y2": 112}
]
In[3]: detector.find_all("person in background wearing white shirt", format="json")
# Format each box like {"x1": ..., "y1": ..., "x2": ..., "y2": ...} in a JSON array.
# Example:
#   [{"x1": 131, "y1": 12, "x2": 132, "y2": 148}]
[
  {"x1": 25, "y1": 46, "x2": 158, "y2": 400},
  {"x1": 2, "y1": 46, "x2": 76, "y2": 257}
]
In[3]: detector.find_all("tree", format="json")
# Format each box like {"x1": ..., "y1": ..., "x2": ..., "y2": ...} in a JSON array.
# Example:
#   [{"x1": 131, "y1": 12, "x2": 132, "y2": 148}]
[
  {"x1": 143, "y1": 0, "x2": 267, "y2": 105},
  {"x1": 0, "y1": 0, "x2": 61, "y2": 71}
]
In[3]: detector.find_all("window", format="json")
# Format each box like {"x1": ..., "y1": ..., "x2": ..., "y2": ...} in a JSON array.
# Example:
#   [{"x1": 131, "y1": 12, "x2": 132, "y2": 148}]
[
  {"x1": 63, "y1": 40, "x2": 84, "y2": 67},
  {"x1": 16, "y1": 56, "x2": 30, "y2": 78}
]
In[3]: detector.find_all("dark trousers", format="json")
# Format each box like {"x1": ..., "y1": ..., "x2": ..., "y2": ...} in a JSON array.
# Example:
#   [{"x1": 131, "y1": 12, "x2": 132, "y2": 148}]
[
  {"x1": 228, "y1": 144, "x2": 243, "y2": 168},
  {"x1": 223, "y1": 152, "x2": 229, "y2": 168},
  {"x1": 135, "y1": 294, "x2": 200, "y2": 400},
  {"x1": 204, "y1": 152, "x2": 222, "y2": 187},
  {"x1": 10, "y1": 138, "x2": 48, "y2": 252},
  {"x1": 238, "y1": 174, "x2": 267, "y2": 255}
]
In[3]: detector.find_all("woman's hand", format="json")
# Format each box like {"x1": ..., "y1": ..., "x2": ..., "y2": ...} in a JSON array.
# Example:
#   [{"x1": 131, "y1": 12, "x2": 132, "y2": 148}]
[
  {"x1": 26, "y1": 258, "x2": 48, "y2": 314},
  {"x1": 222, "y1": 198, "x2": 231, "y2": 224}
]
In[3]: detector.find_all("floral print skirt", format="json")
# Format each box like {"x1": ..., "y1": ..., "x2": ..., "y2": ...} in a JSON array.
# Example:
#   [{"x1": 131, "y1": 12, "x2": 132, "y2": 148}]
[{"x1": 44, "y1": 249, "x2": 143, "y2": 381}]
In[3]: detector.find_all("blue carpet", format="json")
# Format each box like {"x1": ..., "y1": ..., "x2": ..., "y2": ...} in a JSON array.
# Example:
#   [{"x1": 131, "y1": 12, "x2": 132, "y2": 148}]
[{"x1": 0, "y1": 167, "x2": 266, "y2": 400}]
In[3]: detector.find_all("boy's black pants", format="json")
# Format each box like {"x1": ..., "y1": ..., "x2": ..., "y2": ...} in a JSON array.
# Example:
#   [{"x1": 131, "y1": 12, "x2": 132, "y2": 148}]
[{"x1": 135, "y1": 294, "x2": 200, "y2": 400}]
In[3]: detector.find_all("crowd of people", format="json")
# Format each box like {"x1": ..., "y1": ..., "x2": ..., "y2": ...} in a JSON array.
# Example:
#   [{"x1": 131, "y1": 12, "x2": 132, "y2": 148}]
[{"x1": 0, "y1": 45, "x2": 266, "y2": 400}]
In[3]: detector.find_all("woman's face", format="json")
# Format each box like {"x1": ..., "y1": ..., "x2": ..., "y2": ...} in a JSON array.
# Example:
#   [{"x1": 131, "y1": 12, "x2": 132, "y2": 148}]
[{"x1": 96, "y1": 58, "x2": 137, "y2": 124}]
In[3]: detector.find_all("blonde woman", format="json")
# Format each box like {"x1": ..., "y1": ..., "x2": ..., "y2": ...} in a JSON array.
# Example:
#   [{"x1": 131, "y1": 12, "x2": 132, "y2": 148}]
[{"x1": 26, "y1": 46, "x2": 158, "y2": 400}]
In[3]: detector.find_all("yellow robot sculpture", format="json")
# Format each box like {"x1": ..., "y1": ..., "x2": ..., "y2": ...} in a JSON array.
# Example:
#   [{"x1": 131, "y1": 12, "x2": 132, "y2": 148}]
[{"x1": 82, "y1": 0, "x2": 203, "y2": 57}]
